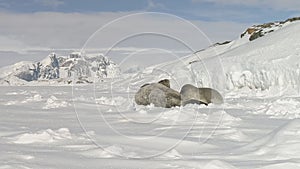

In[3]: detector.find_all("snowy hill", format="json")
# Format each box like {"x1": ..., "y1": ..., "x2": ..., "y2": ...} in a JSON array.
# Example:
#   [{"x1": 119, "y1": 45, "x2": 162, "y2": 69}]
[
  {"x1": 128, "y1": 17, "x2": 300, "y2": 95},
  {"x1": 0, "y1": 52, "x2": 120, "y2": 85}
]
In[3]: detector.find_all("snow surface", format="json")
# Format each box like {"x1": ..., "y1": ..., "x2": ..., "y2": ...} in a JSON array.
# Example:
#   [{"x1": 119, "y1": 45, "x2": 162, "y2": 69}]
[
  {"x1": 1, "y1": 19, "x2": 300, "y2": 168},
  {"x1": 1, "y1": 83, "x2": 299, "y2": 169}
]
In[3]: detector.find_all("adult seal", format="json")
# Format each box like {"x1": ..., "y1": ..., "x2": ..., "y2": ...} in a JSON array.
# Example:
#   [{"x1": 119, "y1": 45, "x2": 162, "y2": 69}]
[
  {"x1": 180, "y1": 84, "x2": 223, "y2": 106},
  {"x1": 135, "y1": 79, "x2": 181, "y2": 108}
]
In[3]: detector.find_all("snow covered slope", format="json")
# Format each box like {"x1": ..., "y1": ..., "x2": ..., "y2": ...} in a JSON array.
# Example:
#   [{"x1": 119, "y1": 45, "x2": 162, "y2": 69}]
[
  {"x1": 0, "y1": 52, "x2": 120, "y2": 85},
  {"x1": 129, "y1": 17, "x2": 300, "y2": 96}
]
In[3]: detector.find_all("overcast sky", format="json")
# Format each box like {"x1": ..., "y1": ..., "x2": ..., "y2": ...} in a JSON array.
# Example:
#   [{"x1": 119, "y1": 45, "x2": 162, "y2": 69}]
[{"x1": 0, "y1": 0, "x2": 300, "y2": 67}]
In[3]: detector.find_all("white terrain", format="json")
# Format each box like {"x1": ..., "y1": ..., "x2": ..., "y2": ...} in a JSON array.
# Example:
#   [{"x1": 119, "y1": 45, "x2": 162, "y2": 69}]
[{"x1": 1, "y1": 17, "x2": 300, "y2": 169}]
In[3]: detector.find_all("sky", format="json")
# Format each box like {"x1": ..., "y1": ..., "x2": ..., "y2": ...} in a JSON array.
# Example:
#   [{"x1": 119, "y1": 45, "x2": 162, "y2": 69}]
[{"x1": 0, "y1": 0, "x2": 300, "y2": 67}]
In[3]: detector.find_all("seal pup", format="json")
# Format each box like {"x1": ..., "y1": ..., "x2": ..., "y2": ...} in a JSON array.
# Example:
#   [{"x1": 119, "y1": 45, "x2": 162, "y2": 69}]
[
  {"x1": 180, "y1": 84, "x2": 223, "y2": 106},
  {"x1": 135, "y1": 79, "x2": 181, "y2": 108}
]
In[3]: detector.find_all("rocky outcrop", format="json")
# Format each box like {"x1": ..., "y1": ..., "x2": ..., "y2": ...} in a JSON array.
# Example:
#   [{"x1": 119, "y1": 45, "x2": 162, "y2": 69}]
[
  {"x1": 16, "y1": 53, "x2": 60, "y2": 82},
  {"x1": 241, "y1": 17, "x2": 300, "y2": 41}
]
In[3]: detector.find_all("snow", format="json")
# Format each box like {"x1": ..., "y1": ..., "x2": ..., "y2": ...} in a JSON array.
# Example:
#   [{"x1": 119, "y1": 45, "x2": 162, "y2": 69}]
[
  {"x1": 21, "y1": 94, "x2": 43, "y2": 103},
  {"x1": 1, "y1": 19, "x2": 300, "y2": 168},
  {"x1": 13, "y1": 128, "x2": 72, "y2": 144},
  {"x1": 42, "y1": 95, "x2": 70, "y2": 109},
  {"x1": 258, "y1": 98, "x2": 300, "y2": 119},
  {"x1": 202, "y1": 160, "x2": 238, "y2": 169},
  {"x1": 0, "y1": 83, "x2": 299, "y2": 168}
]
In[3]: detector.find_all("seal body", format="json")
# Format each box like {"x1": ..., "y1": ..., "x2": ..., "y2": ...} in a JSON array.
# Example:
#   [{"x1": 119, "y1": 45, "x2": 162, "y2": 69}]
[
  {"x1": 135, "y1": 81, "x2": 181, "y2": 108},
  {"x1": 135, "y1": 80, "x2": 223, "y2": 108},
  {"x1": 180, "y1": 84, "x2": 223, "y2": 106}
]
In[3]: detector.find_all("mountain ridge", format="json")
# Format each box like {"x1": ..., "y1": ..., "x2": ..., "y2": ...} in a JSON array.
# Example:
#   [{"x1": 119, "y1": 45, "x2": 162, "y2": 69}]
[{"x1": 0, "y1": 52, "x2": 120, "y2": 85}]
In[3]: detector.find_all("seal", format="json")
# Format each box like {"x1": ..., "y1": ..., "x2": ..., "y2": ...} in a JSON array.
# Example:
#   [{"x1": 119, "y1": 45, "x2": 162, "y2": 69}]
[
  {"x1": 135, "y1": 81, "x2": 223, "y2": 108},
  {"x1": 180, "y1": 84, "x2": 223, "y2": 106},
  {"x1": 135, "y1": 79, "x2": 181, "y2": 108}
]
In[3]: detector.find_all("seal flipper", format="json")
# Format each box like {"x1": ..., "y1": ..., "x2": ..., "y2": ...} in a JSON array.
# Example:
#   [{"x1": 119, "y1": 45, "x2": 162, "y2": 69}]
[{"x1": 182, "y1": 99, "x2": 208, "y2": 106}]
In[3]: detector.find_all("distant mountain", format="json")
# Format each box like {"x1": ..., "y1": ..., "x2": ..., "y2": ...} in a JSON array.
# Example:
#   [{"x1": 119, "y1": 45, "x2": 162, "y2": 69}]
[{"x1": 0, "y1": 52, "x2": 120, "y2": 85}]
